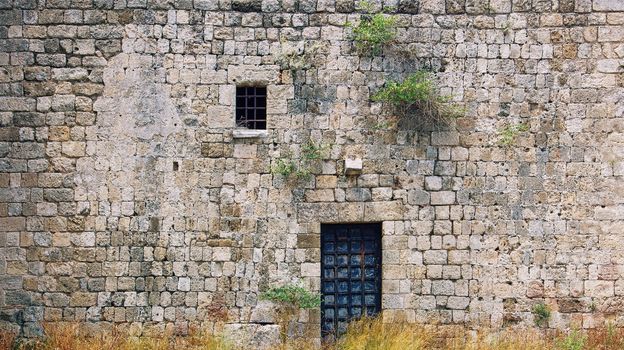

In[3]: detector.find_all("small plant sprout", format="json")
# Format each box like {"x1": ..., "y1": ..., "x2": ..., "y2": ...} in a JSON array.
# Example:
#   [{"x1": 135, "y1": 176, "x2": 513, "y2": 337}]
[
  {"x1": 371, "y1": 119, "x2": 396, "y2": 130},
  {"x1": 301, "y1": 141, "x2": 328, "y2": 160},
  {"x1": 372, "y1": 71, "x2": 464, "y2": 128},
  {"x1": 498, "y1": 122, "x2": 529, "y2": 146},
  {"x1": 346, "y1": 0, "x2": 398, "y2": 56},
  {"x1": 532, "y1": 302, "x2": 551, "y2": 327},
  {"x1": 271, "y1": 141, "x2": 330, "y2": 183}
]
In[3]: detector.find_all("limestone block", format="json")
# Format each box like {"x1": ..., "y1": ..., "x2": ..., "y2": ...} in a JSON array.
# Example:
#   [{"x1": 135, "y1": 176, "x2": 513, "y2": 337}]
[
  {"x1": 0, "y1": 97, "x2": 36, "y2": 111},
  {"x1": 408, "y1": 189, "x2": 430, "y2": 205},
  {"x1": 594, "y1": 0, "x2": 624, "y2": 11},
  {"x1": 51, "y1": 68, "x2": 88, "y2": 80},
  {"x1": 305, "y1": 189, "x2": 335, "y2": 202},
  {"x1": 70, "y1": 292, "x2": 97, "y2": 307},
  {"x1": 212, "y1": 247, "x2": 232, "y2": 261},
  {"x1": 205, "y1": 106, "x2": 234, "y2": 128},
  {"x1": 219, "y1": 85, "x2": 235, "y2": 105},
  {"x1": 301, "y1": 263, "x2": 320, "y2": 277},
  {"x1": 424, "y1": 250, "x2": 448, "y2": 264},
  {"x1": 598, "y1": 26, "x2": 624, "y2": 42},
  {"x1": 431, "y1": 280, "x2": 454, "y2": 296},
  {"x1": 345, "y1": 188, "x2": 371, "y2": 202},
  {"x1": 526, "y1": 280, "x2": 544, "y2": 298},
  {"x1": 447, "y1": 296, "x2": 470, "y2": 309},
  {"x1": 382, "y1": 294, "x2": 405, "y2": 309},
  {"x1": 431, "y1": 191, "x2": 456, "y2": 205},
  {"x1": 178, "y1": 277, "x2": 191, "y2": 291},
  {"x1": 227, "y1": 65, "x2": 279, "y2": 85},
  {"x1": 297, "y1": 203, "x2": 364, "y2": 223},
  {"x1": 249, "y1": 300, "x2": 277, "y2": 324},
  {"x1": 585, "y1": 281, "x2": 614, "y2": 297},
  {"x1": 344, "y1": 157, "x2": 362, "y2": 175},
  {"x1": 60, "y1": 141, "x2": 84, "y2": 158},
  {"x1": 223, "y1": 324, "x2": 280, "y2": 350},
  {"x1": 364, "y1": 201, "x2": 405, "y2": 221},
  {"x1": 233, "y1": 144, "x2": 257, "y2": 159},
  {"x1": 316, "y1": 175, "x2": 337, "y2": 188}
]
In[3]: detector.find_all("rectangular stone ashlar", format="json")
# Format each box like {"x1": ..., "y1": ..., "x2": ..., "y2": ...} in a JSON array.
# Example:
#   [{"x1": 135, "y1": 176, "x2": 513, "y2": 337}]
[{"x1": 345, "y1": 157, "x2": 362, "y2": 175}]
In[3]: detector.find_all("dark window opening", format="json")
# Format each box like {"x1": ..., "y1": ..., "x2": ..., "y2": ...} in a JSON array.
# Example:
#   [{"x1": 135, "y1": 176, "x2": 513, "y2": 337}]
[{"x1": 236, "y1": 86, "x2": 267, "y2": 130}]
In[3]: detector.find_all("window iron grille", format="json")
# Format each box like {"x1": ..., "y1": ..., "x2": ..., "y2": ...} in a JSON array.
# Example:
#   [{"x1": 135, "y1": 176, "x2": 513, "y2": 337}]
[{"x1": 235, "y1": 86, "x2": 267, "y2": 130}]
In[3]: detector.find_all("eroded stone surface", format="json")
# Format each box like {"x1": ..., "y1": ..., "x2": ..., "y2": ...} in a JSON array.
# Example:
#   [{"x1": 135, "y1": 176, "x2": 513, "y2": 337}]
[{"x1": 0, "y1": 0, "x2": 623, "y2": 342}]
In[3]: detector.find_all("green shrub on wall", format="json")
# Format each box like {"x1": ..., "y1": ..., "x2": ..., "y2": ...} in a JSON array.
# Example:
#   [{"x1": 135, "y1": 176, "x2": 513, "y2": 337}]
[
  {"x1": 532, "y1": 303, "x2": 551, "y2": 327},
  {"x1": 372, "y1": 71, "x2": 463, "y2": 128},
  {"x1": 260, "y1": 283, "x2": 321, "y2": 310},
  {"x1": 346, "y1": 1, "x2": 397, "y2": 56}
]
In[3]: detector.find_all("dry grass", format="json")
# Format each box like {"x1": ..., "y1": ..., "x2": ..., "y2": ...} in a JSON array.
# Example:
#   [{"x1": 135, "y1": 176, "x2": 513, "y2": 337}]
[
  {"x1": 3, "y1": 323, "x2": 231, "y2": 350},
  {"x1": 2, "y1": 318, "x2": 624, "y2": 350},
  {"x1": 0, "y1": 329, "x2": 18, "y2": 350},
  {"x1": 336, "y1": 316, "x2": 433, "y2": 350}
]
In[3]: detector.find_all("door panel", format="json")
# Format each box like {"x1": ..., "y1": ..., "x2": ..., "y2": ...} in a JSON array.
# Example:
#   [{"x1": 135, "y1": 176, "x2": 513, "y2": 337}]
[{"x1": 321, "y1": 223, "x2": 382, "y2": 339}]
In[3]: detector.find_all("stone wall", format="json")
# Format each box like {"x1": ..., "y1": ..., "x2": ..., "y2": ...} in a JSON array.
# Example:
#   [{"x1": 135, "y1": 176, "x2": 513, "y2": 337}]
[{"x1": 1, "y1": 0, "x2": 623, "y2": 342}]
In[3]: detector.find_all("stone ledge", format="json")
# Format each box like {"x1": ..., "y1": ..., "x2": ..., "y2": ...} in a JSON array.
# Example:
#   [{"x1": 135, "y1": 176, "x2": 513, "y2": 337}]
[{"x1": 232, "y1": 129, "x2": 268, "y2": 139}]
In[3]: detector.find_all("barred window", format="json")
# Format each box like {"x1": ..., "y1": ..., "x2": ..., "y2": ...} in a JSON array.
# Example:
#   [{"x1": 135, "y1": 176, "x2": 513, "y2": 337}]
[{"x1": 235, "y1": 86, "x2": 267, "y2": 130}]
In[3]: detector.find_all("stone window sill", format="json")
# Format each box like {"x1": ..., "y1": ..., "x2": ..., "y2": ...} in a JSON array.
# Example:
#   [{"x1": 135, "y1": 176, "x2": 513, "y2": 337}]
[{"x1": 232, "y1": 129, "x2": 268, "y2": 139}]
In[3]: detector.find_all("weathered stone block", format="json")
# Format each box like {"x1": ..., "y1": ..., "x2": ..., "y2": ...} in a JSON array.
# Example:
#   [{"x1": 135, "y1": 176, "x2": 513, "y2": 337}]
[
  {"x1": 0, "y1": 97, "x2": 36, "y2": 111},
  {"x1": 408, "y1": 189, "x2": 430, "y2": 205},
  {"x1": 301, "y1": 263, "x2": 320, "y2": 277},
  {"x1": 231, "y1": 0, "x2": 262, "y2": 12},
  {"x1": 585, "y1": 281, "x2": 614, "y2": 298},
  {"x1": 363, "y1": 201, "x2": 403, "y2": 221},
  {"x1": 70, "y1": 292, "x2": 97, "y2": 307},
  {"x1": 594, "y1": 0, "x2": 624, "y2": 11},
  {"x1": 424, "y1": 250, "x2": 447, "y2": 264},
  {"x1": 223, "y1": 324, "x2": 280, "y2": 350},
  {"x1": 431, "y1": 191, "x2": 456, "y2": 205}
]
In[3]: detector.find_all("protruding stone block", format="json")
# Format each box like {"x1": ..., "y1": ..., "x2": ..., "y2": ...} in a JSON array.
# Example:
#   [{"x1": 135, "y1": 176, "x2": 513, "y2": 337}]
[{"x1": 345, "y1": 157, "x2": 362, "y2": 175}]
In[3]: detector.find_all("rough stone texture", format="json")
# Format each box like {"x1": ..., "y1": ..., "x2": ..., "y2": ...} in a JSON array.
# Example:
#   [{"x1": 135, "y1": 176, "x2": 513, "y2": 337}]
[{"x1": 0, "y1": 0, "x2": 623, "y2": 342}]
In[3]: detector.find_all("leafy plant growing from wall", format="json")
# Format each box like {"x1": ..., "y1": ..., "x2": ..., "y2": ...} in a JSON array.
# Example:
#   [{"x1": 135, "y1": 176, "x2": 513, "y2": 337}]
[
  {"x1": 271, "y1": 141, "x2": 330, "y2": 182},
  {"x1": 498, "y1": 123, "x2": 529, "y2": 146},
  {"x1": 272, "y1": 158, "x2": 297, "y2": 177},
  {"x1": 260, "y1": 283, "x2": 321, "y2": 344},
  {"x1": 346, "y1": 1, "x2": 398, "y2": 56},
  {"x1": 372, "y1": 71, "x2": 464, "y2": 128},
  {"x1": 532, "y1": 303, "x2": 551, "y2": 327}
]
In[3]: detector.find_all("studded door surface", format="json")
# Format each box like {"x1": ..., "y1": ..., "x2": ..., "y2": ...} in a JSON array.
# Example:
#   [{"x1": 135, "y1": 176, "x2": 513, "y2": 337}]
[{"x1": 321, "y1": 223, "x2": 382, "y2": 339}]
